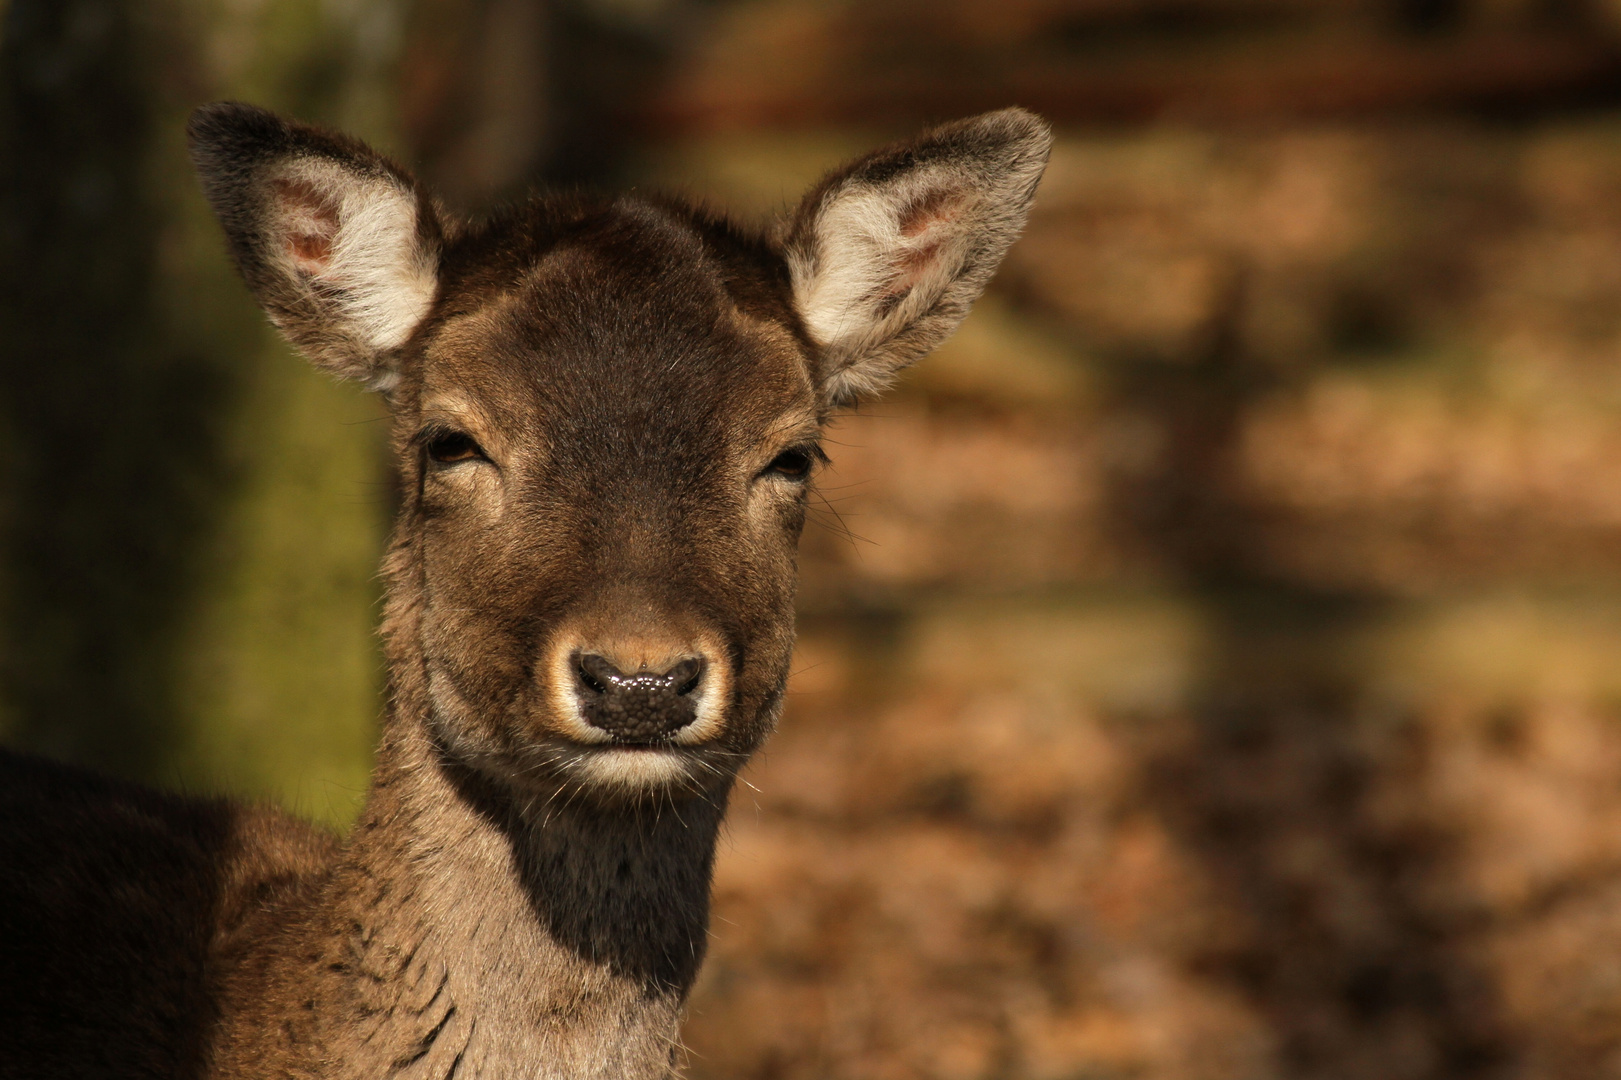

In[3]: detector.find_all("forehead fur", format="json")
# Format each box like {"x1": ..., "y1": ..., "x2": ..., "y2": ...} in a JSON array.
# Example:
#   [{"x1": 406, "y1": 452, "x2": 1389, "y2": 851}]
[
  {"x1": 436, "y1": 194, "x2": 802, "y2": 337},
  {"x1": 416, "y1": 195, "x2": 818, "y2": 449}
]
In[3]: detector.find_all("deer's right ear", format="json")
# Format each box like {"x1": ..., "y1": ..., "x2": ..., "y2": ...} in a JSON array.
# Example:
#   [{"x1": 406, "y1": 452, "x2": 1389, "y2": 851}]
[{"x1": 188, "y1": 102, "x2": 441, "y2": 390}]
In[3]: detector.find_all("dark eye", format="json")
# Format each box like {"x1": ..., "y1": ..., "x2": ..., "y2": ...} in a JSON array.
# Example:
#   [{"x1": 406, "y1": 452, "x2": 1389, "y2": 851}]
[
  {"x1": 426, "y1": 430, "x2": 485, "y2": 465},
  {"x1": 765, "y1": 447, "x2": 815, "y2": 481}
]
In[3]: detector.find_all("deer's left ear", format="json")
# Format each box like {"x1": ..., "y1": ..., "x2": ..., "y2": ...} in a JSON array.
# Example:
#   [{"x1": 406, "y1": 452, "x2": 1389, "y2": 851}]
[{"x1": 785, "y1": 108, "x2": 1051, "y2": 405}]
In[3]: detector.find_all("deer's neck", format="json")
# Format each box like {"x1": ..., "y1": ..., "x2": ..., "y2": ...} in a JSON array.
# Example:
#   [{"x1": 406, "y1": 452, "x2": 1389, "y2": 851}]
[{"x1": 308, "y1": 716, "x2": 725, "y2": 1080}]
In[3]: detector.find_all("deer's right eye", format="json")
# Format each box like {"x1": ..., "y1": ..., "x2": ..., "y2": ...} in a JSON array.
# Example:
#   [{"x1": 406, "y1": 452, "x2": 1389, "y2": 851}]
[
  {"x1": 762, "y1": 444, "x2": 823, "y2": 482},
  {"x1": 425, "y1": 430, "x2": 486, "y2": 465}
]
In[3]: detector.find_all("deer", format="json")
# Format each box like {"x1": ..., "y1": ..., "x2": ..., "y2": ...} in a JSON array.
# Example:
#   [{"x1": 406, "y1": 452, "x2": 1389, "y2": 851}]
[{"x1": 0, "y1": 101, "x2": 1050, "y2": 1079}]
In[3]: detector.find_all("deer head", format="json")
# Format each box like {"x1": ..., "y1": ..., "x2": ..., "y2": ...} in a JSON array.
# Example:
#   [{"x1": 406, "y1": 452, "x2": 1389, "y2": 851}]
[{"x1": 188, "y1": 103, "x2": 1050, "y2": 809}]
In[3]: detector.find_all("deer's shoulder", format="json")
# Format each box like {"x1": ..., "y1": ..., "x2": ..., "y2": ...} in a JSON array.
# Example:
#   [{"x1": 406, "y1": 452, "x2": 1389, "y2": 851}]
[{"x1": 0, "y1": 749, "x2": 336, "y2": 1077}]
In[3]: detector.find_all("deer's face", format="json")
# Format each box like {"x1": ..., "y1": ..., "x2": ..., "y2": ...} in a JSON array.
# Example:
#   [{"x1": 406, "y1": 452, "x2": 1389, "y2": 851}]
[
  {"x1": 190, "y1": 103, "x2": 1049, "y2": 804},
  {"x1": 399, "y1": 208, "x2": 819, "y2": 797}
]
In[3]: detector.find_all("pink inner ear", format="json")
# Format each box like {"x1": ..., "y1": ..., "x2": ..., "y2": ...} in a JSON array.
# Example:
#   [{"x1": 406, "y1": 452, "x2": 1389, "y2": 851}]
[
  {"x1": 272, "y1": 177, "x2": 340, "y2": 274},
  {"x1": 873, "y1": 189, "x2": 965, "y2": 309},
  {"x1": 898, "y1": 187, "x2": 964, "y2": 238},
  {"x1": 290, "y1": 231, "x2": 332, "y2": 264}
]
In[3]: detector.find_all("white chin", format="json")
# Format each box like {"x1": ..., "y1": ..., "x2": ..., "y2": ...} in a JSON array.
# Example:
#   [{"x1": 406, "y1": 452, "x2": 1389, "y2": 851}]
[{"x1": 571, "y1": 745, "x2": 696, "y2": 792}]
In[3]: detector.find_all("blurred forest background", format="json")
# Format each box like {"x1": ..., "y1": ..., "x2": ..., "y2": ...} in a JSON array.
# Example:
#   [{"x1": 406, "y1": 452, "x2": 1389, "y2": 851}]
[{"x1": 9, "y1": 1, "x2": 1621, "y2": 1077}]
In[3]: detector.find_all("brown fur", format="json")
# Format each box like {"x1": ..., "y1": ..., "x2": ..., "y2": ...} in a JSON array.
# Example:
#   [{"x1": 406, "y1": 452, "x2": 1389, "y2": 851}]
[{"x1": 0, "y1": 103, "x2": 1049, "y2": 1078}]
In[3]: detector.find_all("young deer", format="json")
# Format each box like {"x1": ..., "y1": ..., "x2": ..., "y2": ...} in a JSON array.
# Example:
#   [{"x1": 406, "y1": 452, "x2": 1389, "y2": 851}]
[{"x1": 0, "y1": 102, "x2": 1049, "y2": 1079}]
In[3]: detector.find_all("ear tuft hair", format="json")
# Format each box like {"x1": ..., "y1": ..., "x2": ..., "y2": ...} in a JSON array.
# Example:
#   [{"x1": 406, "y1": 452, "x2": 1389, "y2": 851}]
[
  {"x1": 785, "y1": 108, "x2": 1051, "y2": 405},
  {"x1": 188, "y1": 102, "x2": 441, "y2": 389}
]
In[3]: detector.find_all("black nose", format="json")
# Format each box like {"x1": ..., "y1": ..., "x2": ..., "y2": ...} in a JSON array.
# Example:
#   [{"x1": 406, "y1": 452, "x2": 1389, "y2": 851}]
[{"x1": 574, "y1": 653, "x2": 704, "y2": 743}]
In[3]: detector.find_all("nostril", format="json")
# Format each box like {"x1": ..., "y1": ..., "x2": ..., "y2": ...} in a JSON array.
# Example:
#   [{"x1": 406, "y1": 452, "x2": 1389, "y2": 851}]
[
  {"x1": 577, "y1": 653, "x2": 615, "y2": 695},
  {"x1": 669, "y1": 658, "x2": 703, "y2": 697}
]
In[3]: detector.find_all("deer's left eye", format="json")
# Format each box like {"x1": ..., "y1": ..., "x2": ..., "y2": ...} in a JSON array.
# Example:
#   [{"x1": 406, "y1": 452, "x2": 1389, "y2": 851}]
[
  {"x1": 764, "y1": 447, "x2": 817, "y2": 481},
  {"x1": 426, "y1": 430, "x2": 486, "y2": 465}
]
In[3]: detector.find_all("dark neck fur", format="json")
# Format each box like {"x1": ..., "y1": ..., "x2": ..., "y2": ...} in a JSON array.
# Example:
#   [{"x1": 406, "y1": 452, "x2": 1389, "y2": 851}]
[{"x1": 434, "y1": 747, "x2": 728, "y2": 996}]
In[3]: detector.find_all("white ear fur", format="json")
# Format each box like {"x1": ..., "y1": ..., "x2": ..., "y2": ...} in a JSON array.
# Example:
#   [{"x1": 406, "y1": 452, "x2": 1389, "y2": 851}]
[
  {"x1": 266, "y1": 159, "x2": 438, "y2": 382},
  {"x1": 790, "y1": 167, "x2": 976, "y2": 397},
  {"x1": 786, "y1": 108, "x2": 1051, "y2": 405}
]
